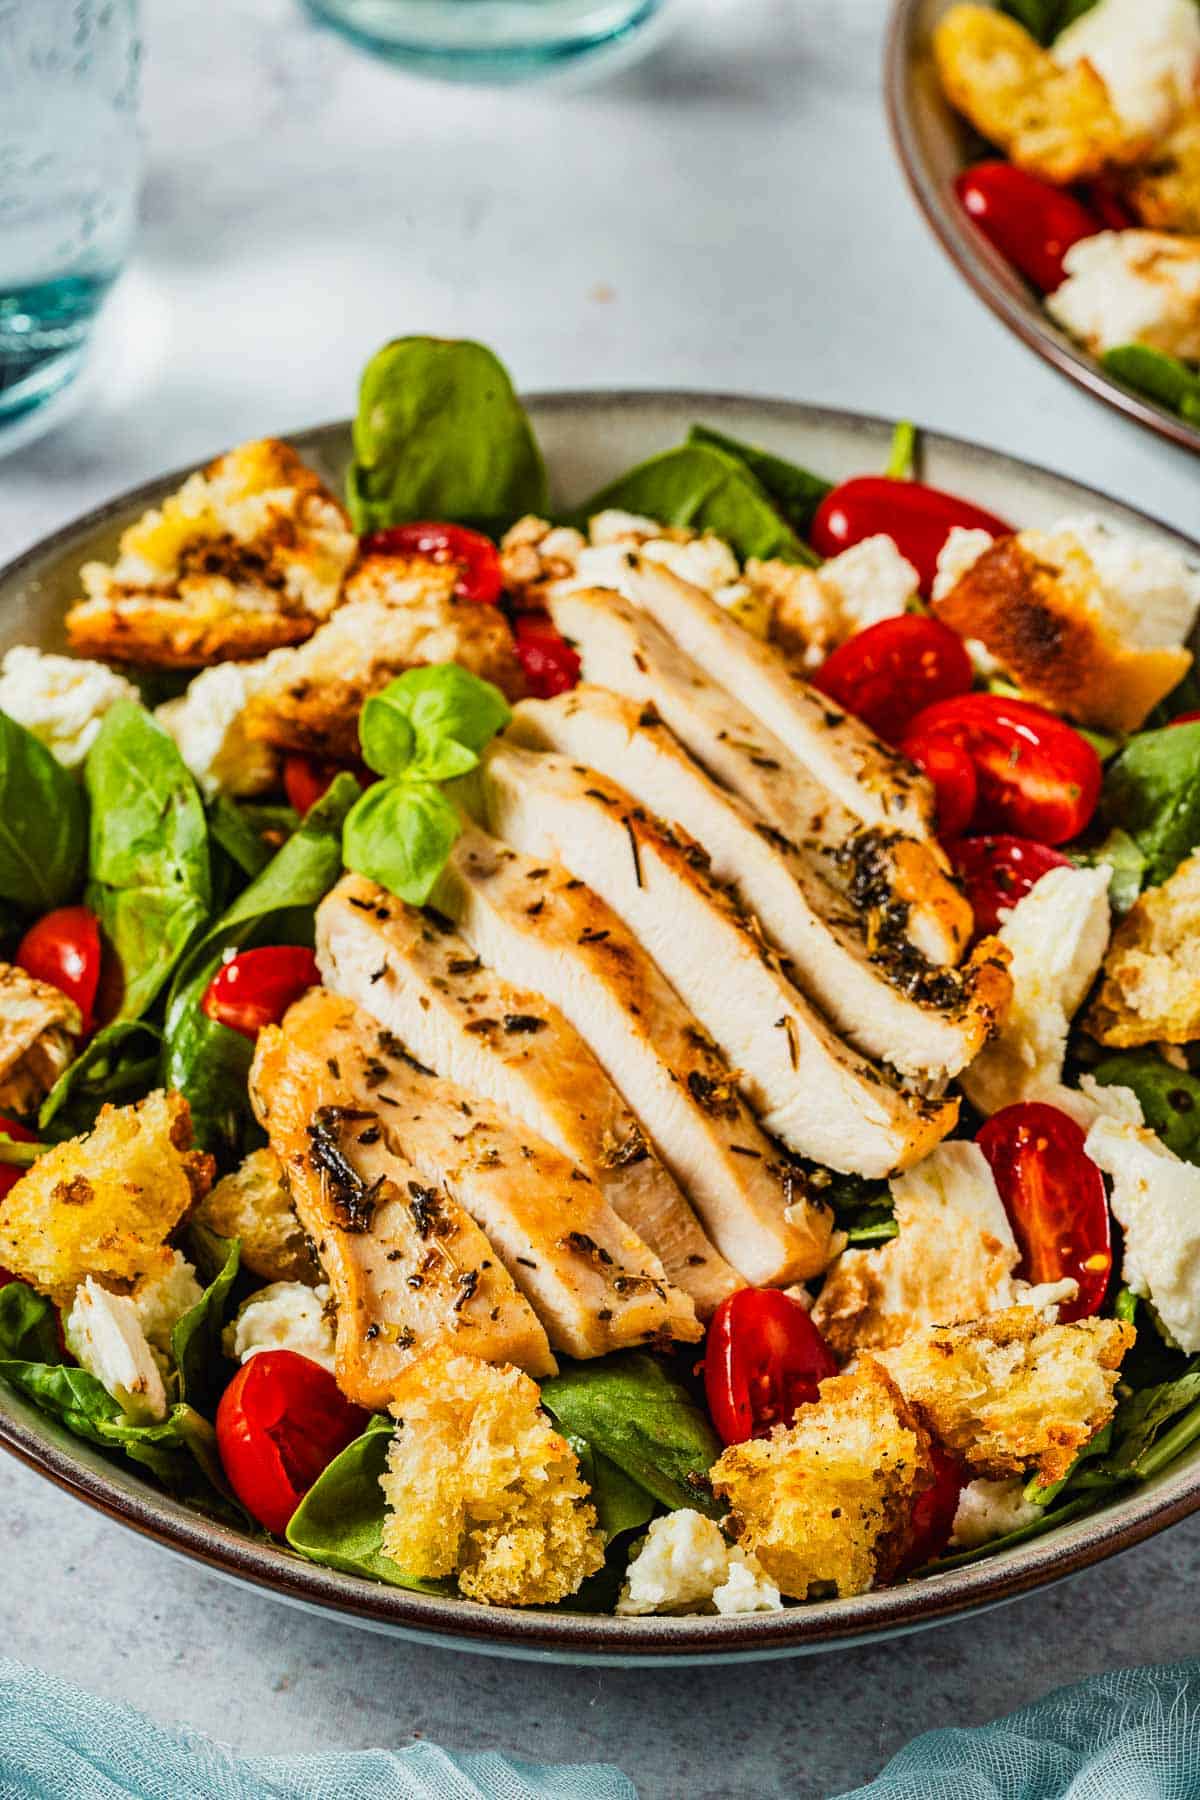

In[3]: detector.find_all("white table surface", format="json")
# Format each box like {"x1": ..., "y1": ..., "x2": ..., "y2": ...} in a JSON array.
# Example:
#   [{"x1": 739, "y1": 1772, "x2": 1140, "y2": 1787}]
[{"x1": 2, "y1": 1, "x2": 1199, "y2": 1793}]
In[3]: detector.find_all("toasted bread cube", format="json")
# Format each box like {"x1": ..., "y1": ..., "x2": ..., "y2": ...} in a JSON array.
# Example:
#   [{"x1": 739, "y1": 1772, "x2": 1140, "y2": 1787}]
[
  {"x1": 875, "y1": 1307, "x2": 1134, "y2": 1484},
  {"x1": 0, "y1": 1090, "x2": 213, "y2": 1306},
  {"x1": 1126, "y1": 106, "x2": 1200, "y2": 234},
  {"x1": 379, "y1": 1347, "x2": 604, "y2": 1606},
  {"x1": 710, "y1": 1363, "x2": 933, "y2": 1600},
  {"x1": 66, "y1": 439, "x2": 358, "y2": 669},
  {"x1": 194, "y1": 1146, "x2": 319, "y2": 1285},
  {"x1": 0, "y1": 963, "x2": 81, "y2": 1117},
  {"x1": 1088, "y1": 850, "x2": 1200, "y2": 1046},
  {"x1": 934, "y1": 6, "x2": 1140, "y2": 184}
]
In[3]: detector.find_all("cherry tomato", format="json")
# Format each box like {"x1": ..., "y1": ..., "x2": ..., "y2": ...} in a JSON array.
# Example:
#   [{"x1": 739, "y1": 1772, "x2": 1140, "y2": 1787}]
[
  {"x1": 0, "y1": 1116, "x2": 36, "y2": 1205},
  {"x1": 903, "y1": 732, "x2": 978, "y2": 839},
  {"x1": 1078, "y1": 176, "x2": 1136, "y2": 233},
  {"x1": 810, "y1": 477, "x2": 1011, "y2": 595},
  {"x1": 360, "y1": 522, "x2": 503, "y2": 605},
  {"x1": 901, "y1": 694, "x2": 1101, "y2": 845},
  {"x1": 949, "y1": 835, "x2": 1073, "y2": 937},
  {"x1": 283, "y1": 753, "x2": 344, "y2": 816},
  {"x1": 704, "y1": 1288, "x2": 838, "y2": 1446},
  {"x1": 977, "y1": 1103, "x2": 1112, "y2": 1323},
  {"x1": 216, "y1": 1350, "x2": 367, "y2": 1536},
  {"x1": 201, "y1": 946, "x2": 320, "y2": 1041},
  {"x1": 514, "y1": 612, "x2": 582, "y2": 700},
  {"x1": 16, "y1": 906, "x2": 101, "y2": 1035},
  {"x1": 895, "y1": 1444, "x2": 966, "y2": 1577},
  {"x1": 812, "y1": 615, "x2": 973, "y2": 745},
  {"x1": 955, "y1": 163, "x2": 1100, "y2": 295}
]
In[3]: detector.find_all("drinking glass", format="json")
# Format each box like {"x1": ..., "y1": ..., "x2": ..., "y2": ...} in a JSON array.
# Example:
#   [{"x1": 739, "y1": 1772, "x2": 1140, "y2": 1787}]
[
  {"x1": 0, "y1": 0, "x2": 141, "y2": 448},
  {"x1": 304, "y1": 0, "x2": 664, "y2": 82}
]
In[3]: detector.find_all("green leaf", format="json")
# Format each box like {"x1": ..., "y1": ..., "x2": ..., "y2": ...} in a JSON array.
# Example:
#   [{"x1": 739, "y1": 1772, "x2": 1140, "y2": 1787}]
[
  {"x1": 1101, "y1": 1367, "x2": 1200, "y2": 1481},
  {"x1": 566, "y1": 1434, "x2": 656, "y2": 1543},
  {"x1": 0, "y1": 1134, "x2": 43, "y2": 1168},
  {"x1": 207, "y1": 796, "x2": 277, "y2": 882},
  {"x1": 286, "y1": 1417, "x2": 451, "y2": 1587},
  {"x1": 347, "y1": 336, "x2": 547, "y2": 536},
  {"x1": 342, "y1": 779, "x2": 462, "y2": 907},
  {"x1": 998, "y1": 0, "x2": 1097, "y2": 42},
  {"x1": 1072, "y1": 826, "x2": 1147, "y2": 915},
  {"x1": 924, "y1": 1493, "x2": 1102, "y2": 1572},
  {"x1": 1091, "y1": 1053, "x2": 1200, "y2": 1165},
  {"x1": 1101, "y1": 720, "x2": 1200, "y2": 889},
  {"x1": 170, "y1": 1235, "x2": 239, "y2": 1408},
  {"x1": 359, "y1": 693, "x2": 416, "y2": 778},
  {"x1": 1102, "y1": 345, "x2": 1200, "y2": 420},
  {"x1": 360, "y1": 665, "x2": 512, "y2": 784},
  {"x1": 540, "y1": 1353, "x2": 722, "y2": 1518},
  {"x1": 572, "y1": 444, "x2": 810, "y2": 565},
  {"x1": 886, "y1": 420, "x2": 917, "y2": 481},
  {"x1": 0, "y1": 709, "x2": 86, "y2": 913},
  {"x1": 687, "y1": 424, "x2": 832, "y2": 538},
  {"x1": 84, "y1": 702, "x2": 212, "y2": 1020},
  {"x1": 38, "y1": 1019, "x2": 161, "y2": 1141},
  {"x1": 0, "y1": 1279, "x2": 62, "y2": 1364}
]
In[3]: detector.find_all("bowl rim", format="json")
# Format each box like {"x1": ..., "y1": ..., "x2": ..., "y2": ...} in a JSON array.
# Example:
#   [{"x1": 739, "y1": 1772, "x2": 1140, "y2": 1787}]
[
  {"x1": 883, "y1": 0, "x2": 1200, "y2": 460},
  {"x1": 3, "y1": 386, "x2": 1200, "y2": 1662}
]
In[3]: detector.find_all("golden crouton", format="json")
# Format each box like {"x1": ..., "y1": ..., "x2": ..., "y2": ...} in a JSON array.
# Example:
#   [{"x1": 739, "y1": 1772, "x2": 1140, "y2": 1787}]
[
  {"x1": 0, "y1": 963, "x2": 80, "y2": 1117},
  {"x1": 1126, "y1": 106, "x2": 1200, "y2": 235},
  {"x1": 379, "y1": 1347, "x2": 604, "y2": 1606},
  {"x1": 875, "y1": 1307, "x2": 1134, "y2": 1484},
  {"x1": 499, "y1": 515, "x2": 586, "y2": 608},
  {"x1": 193, "y1": 1146, "x2": 319, "y2": 1285},
  {"x1": 241, "y1": 553, "x2": 525, "y2": 760},
  {"x1": 710, "y1": 1363, "x2": 934, "y2": 1601},
  {"x1": 1088, "y1": 850, "x2": 1200, "y2": 1046},
  {"x1": 932, "y1": 531, "x2": 1192, "y2": 735},
  {"x1": 933, "y1": 6, "x2": 1141, "y2": 184},
  {"x1": 66, "y1": 439, "x2": 358, "y2": 669},
  {"x1": 0, "y1": 1090, "x2": 214, "y2": 1306}
]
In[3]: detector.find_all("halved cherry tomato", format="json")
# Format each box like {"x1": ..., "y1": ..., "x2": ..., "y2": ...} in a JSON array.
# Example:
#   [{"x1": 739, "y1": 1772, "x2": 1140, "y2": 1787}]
[
  {"x1": 514, "y1": 612, "x2": 581, "y2": 700},
  {"x1": 704, "y1": 1288, "x2": 838, "y2": 1446},
  {"x1": 813, "y1": 615, "x2": 973, "y2": 745},
  {"x1": 201, "y1": 946, "x2": 320, "y2": 1041},
  {"x1": 955, "y1": 163, "x2": 1100, "y2": 295},
  {"x1": 810, "y1": 478, "x2": 1010, "y2": 594},
  {"x1": 949, "y1": 835, "x2": 1072, "y2": 937},
  {"x1": 895, "y1": 1443, "x2": 965, "y2": 1577},
  {"x1": 283, "y1": 753, "x2": 345, "y2": 816},
  {"x1": 903, "y1": 732, "x2": 978, "y2": 839},
  {"x1": 360, "y1": 522, "x2": 503, "y2": 605},
  {"x1": 216, "y1": 1349, "x2": 367, "y2": 1536},
  {"x1": 977, "y1": 1102, "x2": 1112, "y2": 1323},
  {"x1": 16, "y1": 906, "x2": 101, "y2": 1035},
  {"x1": 0, "y1": 1116, "x2": 36, "y2": 1205},
  {"x1": 901, "y1": 694, "x2": 1101, "y2": 845}
]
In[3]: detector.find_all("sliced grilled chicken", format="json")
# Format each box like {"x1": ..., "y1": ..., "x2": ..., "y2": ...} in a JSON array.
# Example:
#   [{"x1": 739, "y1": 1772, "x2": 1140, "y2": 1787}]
[
  {"x1": 249, "y1": 1016, "x2": 554, "y2": 1406},
  {"x1": 316, "y1": 875, "x2": 740, "y2": 1318},
  {"x1": 432, "y1": 822, "x2": 834, "y2": 1286},
  {"x1": 477, "y1": 742, "x2": 958, "y2": 1177},
  {"x1": 508, "y1": 689, "x2": 1010, "y2": 1086},
  {"x1": 548, "y1": 587, "x2": 970, "y2": 968}
]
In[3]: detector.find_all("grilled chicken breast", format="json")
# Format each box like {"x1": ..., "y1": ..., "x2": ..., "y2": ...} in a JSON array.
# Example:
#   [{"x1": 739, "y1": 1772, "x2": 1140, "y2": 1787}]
[
  {"x1": 508, "y1": 689, "x2": 1009, "y2": 1086},
  {"x1": 316, "y1": 875, "x2": 740, "y2": 1317},
  {"x1": 477, "y1": 742, "x2": 958, "y2": 1177},
  {"x1": 250, "y1": 1011, "x2": 555, "y2": 1405},
  {"x1": 432, "y1": 823, "x2": 834, "y2": 1286}
]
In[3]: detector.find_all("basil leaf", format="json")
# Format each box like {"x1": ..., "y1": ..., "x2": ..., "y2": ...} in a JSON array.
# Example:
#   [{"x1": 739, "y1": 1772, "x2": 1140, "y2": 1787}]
[
  {"x1": 347, "y1": 336, "x2": 547, "y2": 536},
  {"x1": 38, "y1": 1019, "x2": 161, "y2": 1141},
  {"x1": 359, "y1": 693, "x2": 416, "y2": 779},
  {"x1": 0, "y1": 1278, "x2": 62, "y2": 1364},
  {"x1": 1101, "y1": 720, "x2": 1200, "y2": 888},
  {"x1": 1091, "y1": 1053, "x2": 1200, "y2": 1165},
  {"x1": 343, "y1": 780, "x2": 462, "y2": 907},
  {"x1": 286, "y1": 1417, "x2": 451, "y2": 1588},
  {"x1": 572, "y1": 443, "x2": 809, "y2": 565},
  {"x1": 170, "y1": 1234, "x2": 239, "y2": 1408},
  {"x1": 0, "y1": 709, "x2": 86, "y2": 913},
  {"x1": 361, "y1": 666, "x2": 514, "y2": 788},
  {"x1": 566, "y1": 1433, "x2": 656, "y2": 1543},
  {"x1": 687, "y1": 424, "x2": 832, "y2": 538},
  {"x1": 1102, "y1": 345, "x2": 1200, "y2": 420}
]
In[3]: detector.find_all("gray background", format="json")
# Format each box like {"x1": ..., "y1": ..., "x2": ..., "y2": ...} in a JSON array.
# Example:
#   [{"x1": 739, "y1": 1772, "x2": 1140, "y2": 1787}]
[{"x1": 2, "y1": 0, "x2": 1197, "y2": 1794}]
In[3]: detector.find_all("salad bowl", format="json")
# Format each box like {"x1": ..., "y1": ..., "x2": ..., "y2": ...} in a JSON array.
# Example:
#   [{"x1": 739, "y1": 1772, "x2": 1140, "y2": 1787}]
[{"x1": 3, "y1": 389, "x2": 1200, "y2": 1664}]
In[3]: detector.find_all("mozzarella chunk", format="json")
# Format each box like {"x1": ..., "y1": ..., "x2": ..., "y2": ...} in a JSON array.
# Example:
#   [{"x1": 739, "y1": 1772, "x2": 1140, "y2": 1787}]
[
  {"x1": 951, "y1": 1477, "x2": 1043, "y2": 1549},
  {"x1": 755, "y1": 536, "x2": 918, "y2": 667},
  {"x1": 225, "y1": 1280, "x2": 335, "y2": 1372},
  {"x1": 616, "y1": 1510, "x2": 782, "y2": 1617},
  {"x1": 65, "y1": 1277, "x2": 167, "y2": 1424},
  {"x1": 1052, "y1": 1074, "x2": 1145, "y2": 1133},
  {"x1": 961, "y1": 865, "x2": 1112, "y2": 1117},
  {"x1": 588, "y1": 510, "x2": 661, "y2": 546},
  {"x1": 1051, "y1": 515, "x2": 1200, "y2": 653},
  {"x1": 1047, "y1": 231, "x2": 1200, "y2": 362},
  {"x1": 156, "y1": 658, "x2": 282, "y2": 798},
  {"x1": 0, "y1": 647, "x2": 137, "y2": 768},
  {"x1": 932, "y1": 528, "x2": 993, "y2": 603},
  {"x1": 130, "y1": 1249, "x2": 203, "y2": 1358},
  {"x1": 1053, "y1": 0, "x2": 1200, "y2": 141},
  {"x1": 1084, "y1": 1116, "x2": 1200, "y2": 1351}
]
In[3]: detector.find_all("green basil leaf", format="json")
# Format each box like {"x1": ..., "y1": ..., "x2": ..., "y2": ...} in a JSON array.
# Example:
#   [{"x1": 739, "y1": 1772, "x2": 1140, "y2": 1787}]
[
  {"x1": 0, "y1": 709, "x2": 86, "y2": 913},
  {"x1": 342, "y1": 779, "x2": 462, "y2": 907},
  {"x1": 687, "y1": 424, "x2": 832, "y2": 538},
  {"x1": 38, "y1": 1019, "x2": 161, "y2": 1141},
  {"x1": 361, "y1": 665, "x2": 513, "y2": 783},
  {"x1": 572, "y1": 443, "x2": 809, "y2": 565},
  {"x1": 0, "y1": 1279, "x2": 62, "y2": 1364},
  {"x1": 286, "y1": 1417, "x2": 451, "y2": 1588},
  {"x1": 1101, "y1": 720, "x2": 1200, "y2": 889},
  {"x1": 359, "y1": 692, "x2": 416, "y2": 779},
  {"x1": 170, "y1": 1234, "x2": 239, "y2": 1408},
  {"x1": 1091, "y1": 1053, "x2": 1200, "y2": 1165}
]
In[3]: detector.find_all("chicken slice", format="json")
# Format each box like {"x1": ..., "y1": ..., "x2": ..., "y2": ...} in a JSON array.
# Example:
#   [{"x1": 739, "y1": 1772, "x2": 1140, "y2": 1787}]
[
  {"x1": 316, "y1": 875, "x2": 739, "y2": 1318},
  {"x1": 477, "y1": 742, "x2": 957, "y2": 1178},
  {"x1": 0, "y1": 963, "x2": 81, "y2": 1115},
  {"x1": 432, "y1": 823, "x2": 832, "y2": 1286},
  {"x1": 249, "y1": 1014, "x2": 554, "y2": 1406},
  {"x1": 509, "y1": 689, "x2": 1009, "y2": 1085}
]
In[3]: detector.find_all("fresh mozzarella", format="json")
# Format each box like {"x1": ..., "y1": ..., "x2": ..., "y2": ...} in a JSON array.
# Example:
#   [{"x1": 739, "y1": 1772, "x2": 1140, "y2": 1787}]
[
  {"x1": 1084, "y1": 1116, "x2": 1200, "y2": 1351},
  {"x1": 65, "y1": 1277, "x2": 168, "y2": 1424},
  {"x1": 225, "y1": 1280, "x2": 336, "y2": 1372},
  {"x1": 932, "y1": 528, "x2": 995, "y2": 603},
  {"x1": 951, "y1": 1478, "x2": 1043, "y2": 1550},
  {"x1": 130, "y1": 1250, "x2": 203, "y2": 1360},
  {"x1": 1052, "y1": 1074, "x2": 1145, "y2": 1132},
  {"x1": 1053, "y1": 0, "x2": 1200, "y2": 141},
  {"x1": 0, "y1": 647, "x2": 137, "y2": 768},
  {"x1": 616, "y1": 1510, "x2": 782, "y2": 1617},
  {"x1": 1051, "y1": 515, "x2": 1200, "y2": 652},
  {"x1": 1047, "y1": 232, "x2": 1200, "y2": 362},
  {"x1": 156, "y1": 658, "x2": 281, "y2": 798}
]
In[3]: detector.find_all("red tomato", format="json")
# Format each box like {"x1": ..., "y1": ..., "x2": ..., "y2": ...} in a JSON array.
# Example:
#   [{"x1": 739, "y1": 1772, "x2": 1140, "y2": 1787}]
[
  {"x1": 977, "y1": 1102, "x2": 1112, "y2": 1323},
  {"x1": 955, "y1": 163, "x2": 1100, "y2": 294},
  {"x1": 704, "y1": 1288, "x2": 838, "y2": 1446},
  {"x1": 895, "y1": 1443, "x2": 966, "y2": 1576},
  {"x1": 514, "y1": 612, "x2": 582, "y2": 699},
  {"x1": 283, "y1": 753, "x2": 343, "y2": 816},
  {"x1": 201, "y1": 946, "x2": 320, "y2": 1041},
  {"x1": 810, "y1": 478, "x2": 1010, "y2": 594},
  {"x1": 0, "y1": 1116, "x2": 36, "y2": 1205},
  {"x1": 901, "y1": 694, "x2": 1101, "y2": 845},
  {"x1": 16, "y1": 906, "x2": 101, "y2": 1035},
  {"x1": 902, "y1": 732, "x2": 978, "y2": 839},
  {"x1": 360, "y1": 522, "x2": 503, "y2": 605},
  {"x1": 216, "y1": 1350, "x2": 367, "y2": 1536},
  {"x1": 949, "y1": 835, "x2": 1073, "y2": 937},
  {"x1": 812, "y1": 615, "x2": 973, "y2": 745}
]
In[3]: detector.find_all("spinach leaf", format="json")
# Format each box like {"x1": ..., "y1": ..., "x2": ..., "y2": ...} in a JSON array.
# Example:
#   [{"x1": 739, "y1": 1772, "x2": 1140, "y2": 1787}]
[
  {"x1": 170, "y1": 1234, "x2": 239, "y2": 1408},
  {"x1": 998, "y1": 0, "x2": 1096, "y2": 42},
  {"x1": 572, "y1": 444, "x2": 810, "y2": 565},
  {"x1": 0, "y1": 709, "x2": 86, "y2": 913},
  {"x1": 85, "y1": 702, "x2": 212, "y2": 1020},
  {"x1": 687, "y1": 425, "x2": 831, "y2": 538},
  {"x1": 566, "y1": 1433, "x2": 656, "y2": 1543},
  {"x1": 812, "y1": 1168, "x2": 896, "y2": 1245},
  {"x1": 1102, "y1": 345, "x2": 1200, "y2": 424},
  {"x1": 208, "y1": 796, "x2": 276, "y2": 882},
  {"x1": 1072, "y1": 827, "x2": 1146, "y2": 914},
  {"x1": 347, "y1": 337, "x2": 547, "y2": 536},
  {"x1": 286, "y1": 1417, "x2": 451, "y2": 1587},
  {"x1": 540, "y1": 1353, "x2": 723, "y2": 1518},
  {"x1": 37, "y1": 1019, "x2": 161, "y2": 1141},
  {"x1": 343, "y1": 779, "x2": 462, "y2": 907},
  {"x1": 1101, "y1": 720, "x2": 1200, "y2": 888},
  {"x1": 0, "y1": 1279, "x2": 61, "y2": 1363},
  {"x1": 1091, "y1": 1053, "x2": 1200, "y2": 1164}
]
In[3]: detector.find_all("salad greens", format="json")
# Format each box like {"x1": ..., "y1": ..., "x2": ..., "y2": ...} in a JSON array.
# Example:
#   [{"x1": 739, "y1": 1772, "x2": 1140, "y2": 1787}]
[
  {"x1": 38, "y1": 1018, "x2": 162, "y2": 1141},
  {"x1": 572, "y1": 442, "x2": 814, "y2": 565},
  {"x1": 998, "y1": 0, "x2": 1097, "y2": 44},
  {"x1": 0, "y1": 711, "x2": 85, "y2": 914},
  {"x1": 1101, "y1": 720, "x2": 1200, "y2": 890},
  {"x1": 170, "y1": 1235, "x2": 240, "y2": 1409},
  {"x1": 1103, "y1": 347, "x2": 1200, "y2": 431},
  {"x1": 286, "y1": 1419, "x2": 451, "y2": 1591},
  {"x1": 687, "y1": 424, "x2": 832, "y2": 537}
]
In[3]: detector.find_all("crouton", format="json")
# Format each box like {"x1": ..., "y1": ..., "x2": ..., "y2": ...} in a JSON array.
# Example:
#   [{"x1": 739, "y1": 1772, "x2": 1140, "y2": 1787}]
[
  {"x1": 66, "y1": 439, "x2": 358, "y2": 668},
  {"x1": 1125, "y1": 105, "x2": 1200, "y2": 235},
  {"x1": 193, "y1": 1146, "x2": 320, "y2": 1285},
  {"x1": 0, "y1": 1090, "x2": 213, "y2": 1306},
  {"x1": 499, "y1": 516, "x2": 586, "y2": 607},
  {"x1": 240, "y1": 553, "x2": 525, "y2": 760},
  {"x1": 0, "y1": 963, "x2": 80, "y2": 1116},
  {"x1": 1088, "y1": 850, "x2": 1200, "y2": 1046},
  {"x1": 379, "y1": 1346, "x2": 604, "y2": 1606},
  {"x1": 875, "y1": 1307, "x2": 1134, "y2": 1484},
  {"x1": 933, "y1": 6, "x2": 1141, "y2": 184},
  {"x1": 710, "y1": 1362, "x2": 934, "y2": 1600}
]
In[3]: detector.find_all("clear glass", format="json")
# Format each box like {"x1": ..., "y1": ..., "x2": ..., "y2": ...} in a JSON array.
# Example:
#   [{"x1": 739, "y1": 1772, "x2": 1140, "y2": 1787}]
[{"x1": 0, "y1": 0, "x2": 141, "y2": 443}]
